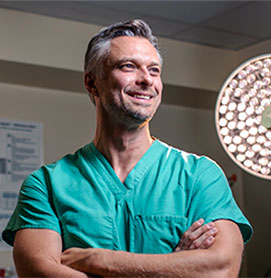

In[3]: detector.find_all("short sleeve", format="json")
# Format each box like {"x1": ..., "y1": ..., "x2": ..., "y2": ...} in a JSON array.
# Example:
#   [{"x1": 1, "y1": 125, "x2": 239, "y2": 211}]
[
  {"x1": 2, "y1": 168, "x2": 61, "y2": 246},
  {"x1": 187, "y1": 157, "x2": 253, "y2": 244}
]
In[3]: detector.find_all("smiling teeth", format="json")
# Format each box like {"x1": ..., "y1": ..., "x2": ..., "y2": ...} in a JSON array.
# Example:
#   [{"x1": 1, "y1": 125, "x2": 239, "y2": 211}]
[{"x1": 134, "y1": 95, "x2": 151, "y2": 100}]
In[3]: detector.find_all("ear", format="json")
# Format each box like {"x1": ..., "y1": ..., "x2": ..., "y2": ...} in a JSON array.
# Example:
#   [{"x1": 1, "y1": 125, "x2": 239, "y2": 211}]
[{"x1": 84, "y1": 73, "x2": 99, "y2": 97}]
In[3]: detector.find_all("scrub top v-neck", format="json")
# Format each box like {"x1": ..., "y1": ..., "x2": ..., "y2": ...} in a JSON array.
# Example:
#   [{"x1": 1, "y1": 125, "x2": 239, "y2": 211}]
[{"x1": 86, "y1": 141, "x2": 163, "y2": 197}]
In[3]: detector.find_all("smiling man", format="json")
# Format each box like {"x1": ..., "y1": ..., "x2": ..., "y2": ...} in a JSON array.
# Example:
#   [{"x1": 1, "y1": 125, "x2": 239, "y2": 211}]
[{"x1": 2, "y1": 19, "x2": 252, "y2": 277}]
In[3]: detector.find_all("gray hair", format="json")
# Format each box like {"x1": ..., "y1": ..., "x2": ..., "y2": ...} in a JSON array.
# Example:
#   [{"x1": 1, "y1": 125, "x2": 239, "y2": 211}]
[{"x1": 84, "y1": 19, "x2": 162, "y2": 78}]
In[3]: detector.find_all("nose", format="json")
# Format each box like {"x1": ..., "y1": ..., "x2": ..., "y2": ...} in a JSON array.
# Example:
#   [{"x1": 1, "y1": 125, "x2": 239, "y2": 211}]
[{"x1": 135, "y1": 68, "x2": 153, "y2": 87}]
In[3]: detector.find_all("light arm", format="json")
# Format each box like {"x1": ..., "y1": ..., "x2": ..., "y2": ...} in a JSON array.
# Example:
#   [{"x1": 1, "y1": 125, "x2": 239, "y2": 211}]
[
  {"x1": 62, "y1": 220, "x2": 243, "y2": 277},
  {"x1": 13, "y1": 229, "x2": 90, "y2": 278}
]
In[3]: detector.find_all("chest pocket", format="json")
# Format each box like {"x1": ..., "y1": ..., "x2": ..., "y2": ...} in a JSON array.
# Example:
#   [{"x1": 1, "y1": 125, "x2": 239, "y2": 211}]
[
  {"x1": 132, "y1": 215, "x2": 187, "y2": 254},
  {"x1": 60, "y1": 212, "x2": 113, "y2": 250}
]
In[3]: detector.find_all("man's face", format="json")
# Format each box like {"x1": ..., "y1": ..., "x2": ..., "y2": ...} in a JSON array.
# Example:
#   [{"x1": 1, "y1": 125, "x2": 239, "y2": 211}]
[{"x1": 94, "y1": 36, "x2": 163, "y2": 129}]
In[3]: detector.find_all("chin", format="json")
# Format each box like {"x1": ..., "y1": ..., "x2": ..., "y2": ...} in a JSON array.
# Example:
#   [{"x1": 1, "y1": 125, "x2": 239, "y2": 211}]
[
  {"x1": 114, "y1": 110, "x2": 150, "y2": 130},
  {"x1": 127, "y1": 108, "x2": 153, "y2": 121}
]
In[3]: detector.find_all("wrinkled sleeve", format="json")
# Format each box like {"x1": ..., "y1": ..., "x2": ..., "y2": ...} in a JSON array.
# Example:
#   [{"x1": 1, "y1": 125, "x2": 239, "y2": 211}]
[
  {"x1": 187, "y1": 157, "x2": 252, "y2": 244},
  {"x1": 2, "y1": 168, "x2": 61, "y2": 246}
]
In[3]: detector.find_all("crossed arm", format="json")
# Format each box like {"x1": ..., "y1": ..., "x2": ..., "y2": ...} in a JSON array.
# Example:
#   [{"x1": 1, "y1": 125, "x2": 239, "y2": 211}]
[{"x1": 13, "y1": 219, "x2": 243, "y2": 277}]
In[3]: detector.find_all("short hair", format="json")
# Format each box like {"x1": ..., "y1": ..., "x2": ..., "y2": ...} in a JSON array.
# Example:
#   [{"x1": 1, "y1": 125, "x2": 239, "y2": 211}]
[{"x1": 84, "y1": 19, "x2": 162, "y2": 78}]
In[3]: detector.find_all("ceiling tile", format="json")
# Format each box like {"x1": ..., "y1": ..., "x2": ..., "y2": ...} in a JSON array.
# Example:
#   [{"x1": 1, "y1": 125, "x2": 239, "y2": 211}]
[
  {"x1": 0, "y1": 1, "x2": 129, "y2": 24},
  {"x1": 0, "y1": 1, "x2": 187, "y2": 37},
  {"x1": 174, "y1": 26, "x2": 259, "y2": 50},
  {"x1": 134, "y1": 16, "x2": 188, "y2": 37},
  {"x1": 205, "y1": 1, "x2": 271, "y2": 39},
  {"x1": 93, "y1": 1, "x2": 246, "y2": 24}
]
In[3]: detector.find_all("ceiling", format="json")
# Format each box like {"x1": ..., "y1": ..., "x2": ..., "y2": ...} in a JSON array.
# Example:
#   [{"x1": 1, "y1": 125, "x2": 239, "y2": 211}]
[{"x1": 0, "y1": 1, "x2": 270, "y2": 51}]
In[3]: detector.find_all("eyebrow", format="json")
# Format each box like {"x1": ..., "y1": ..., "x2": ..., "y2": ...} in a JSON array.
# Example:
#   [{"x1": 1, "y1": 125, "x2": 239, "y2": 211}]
[{"x1": 114, "y1": 58, "x2": 162, "y2": 68}]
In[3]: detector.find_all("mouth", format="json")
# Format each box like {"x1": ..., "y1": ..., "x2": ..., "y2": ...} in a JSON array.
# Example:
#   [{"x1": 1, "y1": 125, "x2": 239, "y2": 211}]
[{"x1": 126, "y1": 92, "x2": 154, "y2": 100}]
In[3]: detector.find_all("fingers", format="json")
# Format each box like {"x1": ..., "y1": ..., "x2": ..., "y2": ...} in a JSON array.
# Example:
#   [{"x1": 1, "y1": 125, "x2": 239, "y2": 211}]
[
  {"x1": 185, "y1": 218, "x2": 204, "y2": 234},
  {"x1": 175, "y1": 219, "x2": 217, "y2": 251},
  {"x1": 178, "y1": 219, "x2": 204, "y2": 249},
  {"x1": 185, "y1": 220, "x2": 213, "y2": 241},
  {"x1": 202, "y1": 235, "x2": 215, "y2": 248},
  {"x1": 188, "y1": 227, "x2": 217, "y2": 250}
]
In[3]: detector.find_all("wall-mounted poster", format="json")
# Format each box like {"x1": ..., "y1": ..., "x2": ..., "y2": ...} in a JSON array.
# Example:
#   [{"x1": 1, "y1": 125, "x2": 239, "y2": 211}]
[{"x1": 0, "y1": 119, "x2": 43, "y2": 250}]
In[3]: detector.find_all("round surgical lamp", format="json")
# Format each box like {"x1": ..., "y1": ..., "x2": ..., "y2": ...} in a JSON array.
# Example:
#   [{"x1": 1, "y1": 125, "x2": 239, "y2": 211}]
[{"x1": 215, "y1": 54, "x2": 271, "y2": 180}]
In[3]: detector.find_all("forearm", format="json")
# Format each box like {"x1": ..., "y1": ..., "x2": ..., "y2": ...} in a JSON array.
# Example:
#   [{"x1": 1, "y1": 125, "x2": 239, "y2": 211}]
[
  {"x1": 108, "y1": 250, "x2": 229, "y2": 277},
  {"x1": 15, "y1": 255, "x2": 89, "y2": 278},
  {"x1": 69, "y1": 248, "x2": 234, "y2": 278},
  {"x1": 13, "y1": 229, "x2": 92, "y2": 278}
]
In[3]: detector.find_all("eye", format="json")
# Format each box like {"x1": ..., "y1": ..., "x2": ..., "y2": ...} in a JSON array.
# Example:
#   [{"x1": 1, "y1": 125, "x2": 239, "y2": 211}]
[
  {"x1": 120, "y1": 63, "x2": 136, "y2": 71},
  {"x1": 149, "y1": 67, "x2": 161, "y2": 76}
]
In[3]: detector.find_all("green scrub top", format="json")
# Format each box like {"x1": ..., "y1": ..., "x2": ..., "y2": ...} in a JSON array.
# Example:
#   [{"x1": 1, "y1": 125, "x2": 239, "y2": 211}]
[{"x1": 2, "y1": 140, "x2": 252, "y2": 253}]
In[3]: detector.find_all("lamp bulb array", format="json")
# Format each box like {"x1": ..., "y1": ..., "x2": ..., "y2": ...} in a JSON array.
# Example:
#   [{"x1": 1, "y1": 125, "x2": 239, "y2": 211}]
[{"x1": 216, "y1": 54, "x2": 271, "y2": 180}]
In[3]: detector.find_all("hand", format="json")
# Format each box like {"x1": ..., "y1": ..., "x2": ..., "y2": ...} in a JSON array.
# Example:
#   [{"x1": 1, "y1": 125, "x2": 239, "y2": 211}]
[
  {"x1": 62, "y1": 248, "x2": 94, "y2": 272},
  {"x1": 174, "y1": 219, "x2": 217, "y2": 251},
  {"x1": 61, "y1": 247, "x2": 109, "y2": 277}
]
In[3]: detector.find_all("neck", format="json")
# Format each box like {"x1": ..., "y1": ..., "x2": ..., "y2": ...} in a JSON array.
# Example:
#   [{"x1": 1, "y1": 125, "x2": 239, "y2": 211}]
[{"x1": 93, "y1": 118, "x2": 154, "y2": 183}]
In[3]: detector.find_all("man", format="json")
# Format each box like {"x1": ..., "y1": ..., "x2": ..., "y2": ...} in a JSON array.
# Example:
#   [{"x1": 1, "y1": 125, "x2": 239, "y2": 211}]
[{"x1": 2, "y1": 19, "x2": 252, "y2": 277}]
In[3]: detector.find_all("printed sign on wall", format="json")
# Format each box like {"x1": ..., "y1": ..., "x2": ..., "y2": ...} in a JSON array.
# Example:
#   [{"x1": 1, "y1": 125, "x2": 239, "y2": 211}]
[{"x1": 0, "y1": 119, "x2": 43, "y2": 250}]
